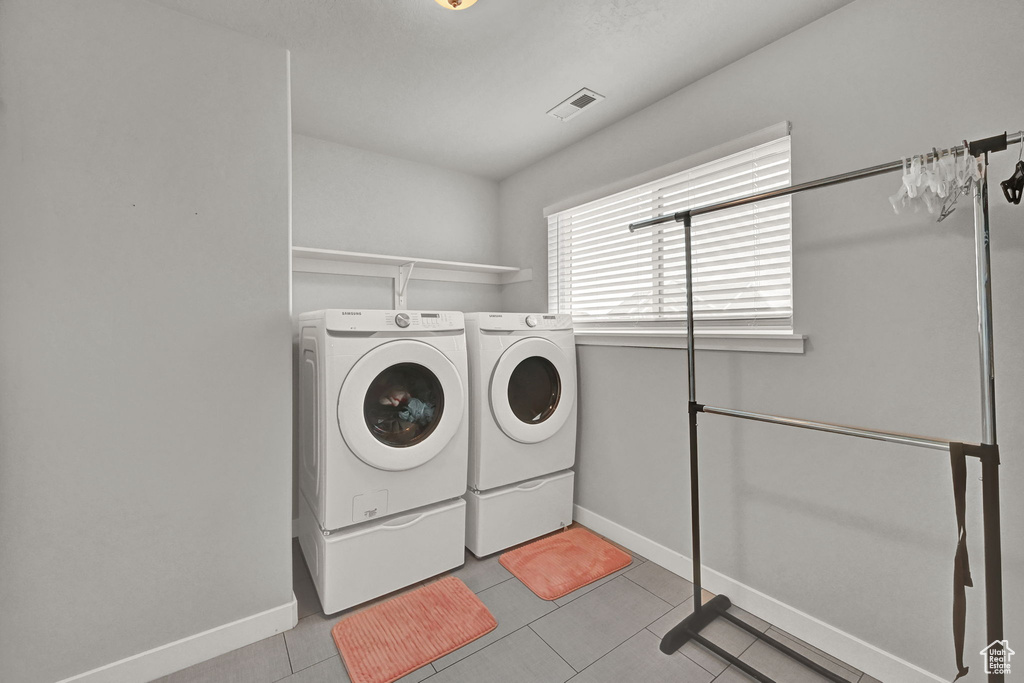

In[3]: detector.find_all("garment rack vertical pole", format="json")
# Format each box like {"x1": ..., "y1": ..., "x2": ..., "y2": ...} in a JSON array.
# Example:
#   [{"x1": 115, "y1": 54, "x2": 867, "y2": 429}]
[{"x1": 629, "y1": 131, "x2": 1019, "y2": 683}]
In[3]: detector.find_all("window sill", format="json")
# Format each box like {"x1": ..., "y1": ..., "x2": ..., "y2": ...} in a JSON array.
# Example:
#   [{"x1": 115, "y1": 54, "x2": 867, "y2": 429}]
[{"x1": 574, "y1": 330, "x2": 806, "y2": 354}]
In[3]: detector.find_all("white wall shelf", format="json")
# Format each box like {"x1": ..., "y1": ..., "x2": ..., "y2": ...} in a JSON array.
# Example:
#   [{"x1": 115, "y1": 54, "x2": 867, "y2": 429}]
[{"x1": 291, "y1": 246, "x2": 532, "y2": 308}]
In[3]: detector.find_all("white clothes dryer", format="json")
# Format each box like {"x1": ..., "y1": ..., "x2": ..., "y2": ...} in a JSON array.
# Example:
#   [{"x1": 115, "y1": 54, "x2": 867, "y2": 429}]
[
  {"x1": 298, "y1": 309, "x2": 469, "y2": 532},
  {"x1": 465, "y1": 312, "x2": 577, "y2": 490},
  {"x1": 463, "y1": 312, "x2": 577, "y2": 556}
]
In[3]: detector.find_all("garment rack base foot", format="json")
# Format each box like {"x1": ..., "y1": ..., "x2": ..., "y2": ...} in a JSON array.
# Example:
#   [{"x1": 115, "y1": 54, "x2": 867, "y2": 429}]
[{"x1": 660, "y1": 594, "x2": 851, "y2": 683}]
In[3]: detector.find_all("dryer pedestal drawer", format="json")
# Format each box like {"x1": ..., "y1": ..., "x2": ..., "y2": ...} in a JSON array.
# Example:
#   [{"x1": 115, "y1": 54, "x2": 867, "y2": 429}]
[
  {"x1": 299, "y1": 495, "x2": 466, "y2": 615},
  {"x1": 465, "y1": 470, "x2": 574, "y2": 558}
]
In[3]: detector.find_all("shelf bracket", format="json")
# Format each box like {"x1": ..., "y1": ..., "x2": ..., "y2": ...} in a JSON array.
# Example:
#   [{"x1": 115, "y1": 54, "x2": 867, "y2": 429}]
[{"x1": 393, "y1": 262, "x2": 416, "y2": 310}]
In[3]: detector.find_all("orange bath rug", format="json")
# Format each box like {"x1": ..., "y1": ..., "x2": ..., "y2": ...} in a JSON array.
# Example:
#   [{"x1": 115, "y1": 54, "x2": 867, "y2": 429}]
[
  {"x1": 331, "y1": 577, "x2": 497, "y2": 683},
  {"x1": 499, "y1": 527, "x2": 632, "y2": 600}
]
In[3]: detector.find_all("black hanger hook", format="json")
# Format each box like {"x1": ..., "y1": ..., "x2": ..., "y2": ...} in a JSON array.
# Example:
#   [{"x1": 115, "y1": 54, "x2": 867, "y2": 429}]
[
  {"x1": 1001, "y1": 133, "x2": 1024, "y2": 205},
  {"x1": 1000, "y1": 161, "x2": 1024, "y2": 205}
]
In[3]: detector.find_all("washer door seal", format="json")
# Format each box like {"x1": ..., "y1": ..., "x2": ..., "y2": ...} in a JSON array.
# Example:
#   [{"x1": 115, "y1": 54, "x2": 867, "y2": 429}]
[
  {"x1": 338, "y1": 340, "x2": 464, "y2": 471},
  {"x1": 490, "y1": 337, "x2": 575, "y2": 444}
]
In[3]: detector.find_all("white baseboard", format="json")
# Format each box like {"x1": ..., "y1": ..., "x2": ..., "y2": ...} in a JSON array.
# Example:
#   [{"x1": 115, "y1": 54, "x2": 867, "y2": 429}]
[
  {"x1": 573, "y1": 504, "x2": 945, "y2": 683},
  {"x1": 56, "y1": 596, "x2": 298, "y2": 683}
]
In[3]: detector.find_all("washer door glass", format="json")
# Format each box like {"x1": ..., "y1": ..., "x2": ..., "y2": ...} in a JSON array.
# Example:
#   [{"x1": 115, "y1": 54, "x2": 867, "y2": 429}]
[
  {"x1": 363, "y1": 362, "x2": 444, "y2": 447},
  {"x1": 338, "y1": 339, "x2": 464, "y2": 472},
  {"x1": 507, "y1": 356, "x2": 560, "y2": 424},
  {"x1": 490, "y1": 337, "x2": 575, "y2": 444}
]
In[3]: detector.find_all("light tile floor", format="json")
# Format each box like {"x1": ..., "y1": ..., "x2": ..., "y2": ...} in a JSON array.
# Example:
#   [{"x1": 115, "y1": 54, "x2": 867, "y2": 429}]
[{"x1": 155, "y1": 535, "x2": 882, "y2": 683}]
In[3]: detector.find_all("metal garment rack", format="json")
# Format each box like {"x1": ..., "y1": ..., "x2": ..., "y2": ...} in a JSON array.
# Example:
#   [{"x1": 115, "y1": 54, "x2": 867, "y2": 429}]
[{"x1": 628, "y1": 131, "x2": 1020, "y2": 683}]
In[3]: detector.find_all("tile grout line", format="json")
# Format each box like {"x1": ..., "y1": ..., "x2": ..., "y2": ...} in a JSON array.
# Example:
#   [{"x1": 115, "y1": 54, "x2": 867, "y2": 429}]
[
  {"x1": 620, "y1": 560, "x2": 791, "y2": 644},
  {"x1": 645, "y1": 626, "x2": 720, "y2": 679},
  {"x1": 418, "y1": 668, "x2": 436, "y2": 682},
  {"x1": 479, "y1": 575, "x2": 517, "y2": 593},
  {"x1": 285, "y1": 608, "x2": 371, "y2": 676},
  {"x1": 281, "y1": 652, "x2": 334, "y2": 679},
  {"x1": 431, "y1": 565, "x2": 564, "y2": 669},
  {"x1": 708, "y1": 624, "x2": 762, "y2": 682},
  {"x1": 281, "y1": 630, "x2": 295, "y2": 675},
  {"x1": 428, "y1": 598, "x2": 557, "y2": 673},
  {"x1": 526, "y1": 623, "x2": 579, "y2": 677},
  {"x1": 765, "y1": 627, "x2": 862, "y2": 679},
  {"x1": 619, "y1": 572, "x2": 683, "y2": 615},
  {"x1": 551, "y1": 558, "x2": 647, "y2": 608},
  {"x1": 434, "y1": 623, "x2": 541, "y2": 676},
  {"x1": 270, "y1": 632, "x2": 305, "y2": 683},
  {"x1": 709, "y1": 630, "x2": 863, "y2": 683},
  {"x1": 417, "y1": 660, "x2": 438, "y2": 683},
  {"x1": 559, "y1": 618, "x2": 664, "y2": 679},
  {"x1": 763, "y1": 627, "x2": 862, "y2": 680},
  {"x1": 526, "y1": 577, "x2": 677, "y2": 678},
  {"x1": 559, "y1": 622, "x2": 676, "y2": 682},
  {"x1": 552, "y1": 581, "x2": 605, "y2": 609}
]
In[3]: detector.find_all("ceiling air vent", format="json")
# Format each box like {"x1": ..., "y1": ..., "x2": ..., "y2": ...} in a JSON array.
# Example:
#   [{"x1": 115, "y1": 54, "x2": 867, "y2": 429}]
[{"x1": 547, "y1": 88, "x2": 605, "y2": 122}]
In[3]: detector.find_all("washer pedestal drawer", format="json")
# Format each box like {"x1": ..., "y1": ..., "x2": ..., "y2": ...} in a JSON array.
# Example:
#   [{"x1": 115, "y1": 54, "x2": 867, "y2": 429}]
[
  {"x1": 298, "y1": 495, "x2": 466, "y2": 614},
  {"x1": 465, "y1": 470, "x2": 574, "y2": 558}
]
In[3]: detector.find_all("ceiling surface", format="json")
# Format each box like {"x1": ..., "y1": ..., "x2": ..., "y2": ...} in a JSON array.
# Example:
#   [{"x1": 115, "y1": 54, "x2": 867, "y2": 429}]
[{"x1": 152, "y1": 0, "x2": 851, "y2": 180}]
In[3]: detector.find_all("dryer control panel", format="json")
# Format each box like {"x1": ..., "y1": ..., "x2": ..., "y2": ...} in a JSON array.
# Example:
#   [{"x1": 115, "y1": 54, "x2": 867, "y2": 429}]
[
  {"x1": 323, "y1": 309, "x2": 464, "y2": 332},
  {"x1": 469, "y1": 312, "x2": 573, "y2": 332}
]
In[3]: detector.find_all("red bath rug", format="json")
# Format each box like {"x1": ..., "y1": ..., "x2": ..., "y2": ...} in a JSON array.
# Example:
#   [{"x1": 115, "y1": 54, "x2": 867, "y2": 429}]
[
  {"x1": 331, "y1": 577, "x2": 497, "y2": 683},
  {"x1": 500, "y1": 527, "x2": 632, "y2": 600}
]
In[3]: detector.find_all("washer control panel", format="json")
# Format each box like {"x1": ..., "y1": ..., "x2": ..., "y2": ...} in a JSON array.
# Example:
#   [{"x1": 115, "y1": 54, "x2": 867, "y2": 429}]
[
  {"x1": 322, "y1": 309, "x2": 464, "y2": 332},
  {"x1": 384, "y1": 311, "x2": 462, "y2": 331}
]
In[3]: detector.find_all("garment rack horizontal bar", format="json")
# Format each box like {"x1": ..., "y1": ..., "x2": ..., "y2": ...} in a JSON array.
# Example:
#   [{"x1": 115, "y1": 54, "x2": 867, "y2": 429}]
[
  {"x1": 716, "y1": 610, "x2": 853, "y2": 682},
  {"x1": 700, "y1": 404, "x2": 954, "y2": 451},
  {"x1": 683, "y1": 622, "x2": 853, "y2": 683},
  {"x1": 686, "y1": 631, "x2": 777, "y2": 683},
  {"x1": 629, "y1": 130, "x2": 1022, "y2": 232}
]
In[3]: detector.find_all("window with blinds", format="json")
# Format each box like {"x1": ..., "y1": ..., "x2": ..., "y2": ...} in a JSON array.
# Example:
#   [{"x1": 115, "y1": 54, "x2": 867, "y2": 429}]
[{"x1": 547, "y1": 135, "x2": 792, "y2": 331}]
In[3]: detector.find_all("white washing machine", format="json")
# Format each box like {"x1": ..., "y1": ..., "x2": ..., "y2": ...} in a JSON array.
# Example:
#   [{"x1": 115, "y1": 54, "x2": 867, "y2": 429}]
[
  {"x1": 297, "y1": 309, "x2": 468, "y2": 613},
  {"x1": 463, "y1": 312, "x2": 577, "y2": 556}
]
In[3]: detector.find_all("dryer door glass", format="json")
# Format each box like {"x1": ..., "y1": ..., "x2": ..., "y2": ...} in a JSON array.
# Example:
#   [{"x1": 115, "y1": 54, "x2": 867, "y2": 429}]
[
  {"x1": 363, "y1": 363, "x2": 445, "y2": 447},
  {"x1": 507, "y1": 356, "x2": 561, "y2": 424}
]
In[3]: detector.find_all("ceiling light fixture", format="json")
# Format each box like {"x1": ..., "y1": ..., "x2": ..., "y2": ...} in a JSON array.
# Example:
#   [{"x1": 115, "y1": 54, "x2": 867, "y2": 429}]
[{"x1": 434, "y1": 0, "x2": 478, "y2": 9}]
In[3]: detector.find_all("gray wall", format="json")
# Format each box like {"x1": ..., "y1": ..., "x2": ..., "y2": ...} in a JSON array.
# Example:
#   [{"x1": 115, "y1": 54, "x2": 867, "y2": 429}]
[
  {"x1": 0, "y1": 1, "x2": 293, "y2": 681},
  {"x1": 292, "y1": 133, "x2": 504, "y2": 314},
  {"x1": 499, "y1": 0, "x2": 1024, "y2": 677},
  {"x1": 291, "y1": 134, "x2": 504, "y2": 518}
]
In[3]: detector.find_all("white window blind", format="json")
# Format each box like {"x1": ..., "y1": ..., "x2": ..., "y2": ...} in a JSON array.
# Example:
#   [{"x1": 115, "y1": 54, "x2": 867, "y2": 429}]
[{"x1": 547, "y1": 135, "x2": 792, "y2": 331}]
